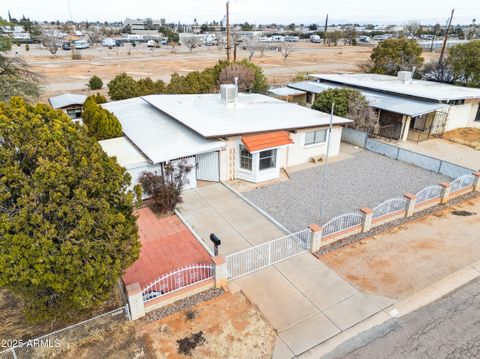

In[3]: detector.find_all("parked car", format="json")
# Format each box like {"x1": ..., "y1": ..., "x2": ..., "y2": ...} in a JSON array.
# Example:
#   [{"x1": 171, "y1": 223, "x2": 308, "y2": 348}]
[
  {"x1": 284, "y1": 36, "x2": 299, "y2": 42},
  {"x1": 101, "y1": 38, "x2": 116, "y2": 47},
  {"x1": 62, "y1": 42, "x2": 71, "y2": 50},
  {"x1": 74, "y1": 40, "x2": 90, "y2": 49},
  {"x1": 310, "y1": 35, "x2": 322, "y2": 43}
]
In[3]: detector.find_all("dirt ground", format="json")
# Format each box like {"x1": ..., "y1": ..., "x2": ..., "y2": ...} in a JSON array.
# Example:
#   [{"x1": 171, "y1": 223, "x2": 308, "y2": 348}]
[
  {"x1": 8, "y1": 42, "x2": 437, "y2": 101},
  {"x1": 48, "y1": 291, "x2": 275, "y2": 359},
  {"x1": 443, "y1": 127, "x2": 480, "y2": 150},
  {"x1": 320, "y1": 197, "x2": 480, "y2": 300}
]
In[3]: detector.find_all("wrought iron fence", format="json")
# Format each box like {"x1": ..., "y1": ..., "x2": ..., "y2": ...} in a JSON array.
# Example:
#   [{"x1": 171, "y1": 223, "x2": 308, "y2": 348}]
[
  {"x1": 226, "y1": 229, "x2": 311, "y2": 280},
  {"x1": 142, "y1": 264, "x2": 214, "y2": 302},
  {"x1": 450, "y1": 174, "x2": 475, "y2": 193},
  {"x1": 0, "y1": 306, "x2": 128, "y2": 359},
  {"x1": 321, "y1": 212, "x2": 363, "y2": 237},
  {"x1": 372, "y1": 198, "x2": 407, "y2": 219},
  {"x1": 415, "y1": 185, "x2": 442, "y2": 204}
]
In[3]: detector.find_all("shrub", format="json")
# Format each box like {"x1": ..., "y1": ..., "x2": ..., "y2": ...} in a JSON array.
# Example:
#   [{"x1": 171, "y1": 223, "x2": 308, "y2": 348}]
[
  {"x1": 71, "y1": 53, "x2": 82, "y2": 60},
  {"x1": 177, "y1": 331, "x2": 205, "y2": 356},
  {"x1": 88, "y1": 75, "x2": 103, "y2": 90},
  {"x1": 138, "y1": 160, "x2": 193, "y2": 214},
  {"x1": 82, "y1": 95, "x2": 122, "y2": 140}
]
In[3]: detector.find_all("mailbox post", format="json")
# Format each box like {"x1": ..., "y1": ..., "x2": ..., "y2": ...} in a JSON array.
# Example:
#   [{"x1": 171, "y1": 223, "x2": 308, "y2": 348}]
[{"x1": 210, "y1": 233, "x2": 221, "y2": 256}]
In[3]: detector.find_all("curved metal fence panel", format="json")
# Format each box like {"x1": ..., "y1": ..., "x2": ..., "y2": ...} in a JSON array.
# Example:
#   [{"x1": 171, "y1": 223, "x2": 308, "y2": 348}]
[
  {"x1": 322, "y1": 212, "x2": 363, "y2": 237},
  {"x1": 416, "y1": 185, "x2": 442, "y2": 204},
  {"x1": 372, "y1": 198, "x2": 407, "y2": 219},
  {"x1": 450, "y1": 174, "x2": 475, "y2": 193},
  {"x1": 142, "y1": 264, "x2": 214, "y2": 302}
]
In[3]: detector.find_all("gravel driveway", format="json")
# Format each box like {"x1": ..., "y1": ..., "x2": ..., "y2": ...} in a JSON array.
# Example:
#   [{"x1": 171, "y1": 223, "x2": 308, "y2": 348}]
[{"x1": 244, "y1": 150, "x2": 450, "y2": 231}]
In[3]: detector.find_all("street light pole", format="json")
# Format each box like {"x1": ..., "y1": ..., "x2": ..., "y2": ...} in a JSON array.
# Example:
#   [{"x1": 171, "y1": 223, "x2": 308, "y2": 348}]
[{"x1": 319, "y1": 102, "x2": 334, "y2": 224}]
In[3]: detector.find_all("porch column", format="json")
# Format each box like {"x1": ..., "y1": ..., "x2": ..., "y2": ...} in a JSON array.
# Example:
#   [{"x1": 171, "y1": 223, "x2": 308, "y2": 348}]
[
  {"x1": 126, "y1": 282, "x2": 145, "y2": 320},
  {"x1": 404, "y1": 193, "x2": 417, "y2": 217},
  {"x1": 401, "y1": 115, "x2": 412, "y2": 141},
  {"x1": 212, "y1": 256, "x2": 228, "y2": 288}
]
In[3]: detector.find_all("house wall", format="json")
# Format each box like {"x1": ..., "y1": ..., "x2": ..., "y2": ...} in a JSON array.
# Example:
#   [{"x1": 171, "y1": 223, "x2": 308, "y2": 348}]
[
  {"x1": 445, "y1": 102, "x2": 479, "y2": 131},
  {"x1": 286, "y1": 126, "x2": 342, "y2": 167}
]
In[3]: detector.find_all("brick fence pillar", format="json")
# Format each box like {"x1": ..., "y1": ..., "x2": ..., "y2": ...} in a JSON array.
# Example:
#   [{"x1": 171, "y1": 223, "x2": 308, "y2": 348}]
[
  {"x1": 404, "y1": 193, "x2": 417, "y2": 217},
  {"x1": 126, "y1": 282, "x2": 145, "y2": 320},
  {"x1": 440, "y1": 182, "x2": 451, "y2": 204},
  {"x1": 360, "y1": 207, "x2": 373, "y2": 233},
  {"x1": 308, "y1": 224, "x2": 322, "y2": 253},
  {"x1": 473, "y1": 172, "x2": 480, "y2": 192},
  {"x1": 212, "y1": 256, "x2": 228, "y2": 288}
]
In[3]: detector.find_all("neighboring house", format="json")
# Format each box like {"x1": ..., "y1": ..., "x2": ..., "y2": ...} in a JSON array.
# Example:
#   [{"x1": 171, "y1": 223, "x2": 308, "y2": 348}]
[
  {"x1": 288, "y1": 72, "x2": 480, "y2": 142},
  {"x1": 99, "y1": 86, "x2": 351, "y2": 188},
  {"x1": 267, "y1": 87, "x2": 307, "y2": 105},
  {"x1": 48, "y1": 93, "x2": 87, "y2": 123}
]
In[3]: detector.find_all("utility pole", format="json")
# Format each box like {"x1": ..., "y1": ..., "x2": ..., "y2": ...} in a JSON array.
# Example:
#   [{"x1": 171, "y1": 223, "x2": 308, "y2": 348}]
[
  {"x1": 226, "y1": 1, "x2": 231, "y2": 62},
  {"x1": 438, "y1": 8, "x2": 455, "y2": 78},
  {"x1": 319, "y1": 102, "x2": 334, "y2": 224},
  {"x1": 323, "y1": 14, "x2": 328, "y2": 45}
]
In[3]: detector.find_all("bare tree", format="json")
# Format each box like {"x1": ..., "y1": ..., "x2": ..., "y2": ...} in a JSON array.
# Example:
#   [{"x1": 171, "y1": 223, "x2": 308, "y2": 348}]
[
  {"x1": 258, "y1": 42, "x2": 268, "y2": 57},
  {"x1": 40, "y1": 31, "x2": 63, "y2": 55},
  {"x1": 280, "y1": 42, "x2": 295, "y2": 63},
  {"x1": 183, "y1": 36, "x2": 200, "y2": 52},
  {"x1": 244, "y1": 37, "x2": 260, "y2": 61},
  {"x1": 404, "y1": 21, "x2": 421, "y2": 37},
  {"x1": 343, "y1": 26, "x2": 357, "y2": 45},
  {"x1": 219, "y1": 63, "x2": 255, "y2": 92},
  {"x1": 87, "y1": 29, "x2": 102, "y2": 47}
]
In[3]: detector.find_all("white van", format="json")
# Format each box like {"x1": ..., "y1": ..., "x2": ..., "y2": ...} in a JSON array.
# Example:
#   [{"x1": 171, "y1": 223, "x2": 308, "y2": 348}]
[
  {"x1": 271, "y1": 35, "x2": 285, "y2": 42},
  {"x1": 101, "y1": 38, "x2": 116, "y2": 47},
  {"x1": 74, "y1": 40, "x2": 90, "y2": 49},
  {"x1": 310, "y1": 35, "x2": 321, "y2": 43}
]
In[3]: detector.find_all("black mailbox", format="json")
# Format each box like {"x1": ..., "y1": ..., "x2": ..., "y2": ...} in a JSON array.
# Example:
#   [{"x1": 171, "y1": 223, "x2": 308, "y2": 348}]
[{"x1": 210, "y1": 233, "x2": 221, "y2": 255}]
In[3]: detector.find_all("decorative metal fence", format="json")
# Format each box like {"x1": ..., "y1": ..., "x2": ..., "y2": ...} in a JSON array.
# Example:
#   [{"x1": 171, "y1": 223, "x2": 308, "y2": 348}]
[
  {"x1": 142, "y1": 264, "x2": 214, "y2": 302},
  {"x1": 450, "y1": 174, "x2": 475, "y2": 193},
  {"x1": 226, "y1": 229, "x2": 311, "y2": 280},
  {"x1": 416, "y1": 185, "x2": 442, "y2": 204},
  {"x1": 321, "y1": 212, "x2": 363, "y2": 237},
  {"x1": 0, "y1": 306, "x2": 128, "y2": 359},
  {"x1": 372, "y1": 198, "x2": 407, "y2": 219}
]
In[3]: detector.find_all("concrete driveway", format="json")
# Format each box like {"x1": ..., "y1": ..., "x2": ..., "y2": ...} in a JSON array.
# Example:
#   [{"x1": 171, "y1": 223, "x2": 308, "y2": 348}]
[
  {"x1": 179, "y1": 182, "x2": 394, "y2": 357},
  {"x1": 178, "y1": 183, "x2": 285, "y2": 255}
]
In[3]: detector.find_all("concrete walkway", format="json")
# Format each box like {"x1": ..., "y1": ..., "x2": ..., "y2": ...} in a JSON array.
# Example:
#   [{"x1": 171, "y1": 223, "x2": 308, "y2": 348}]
[{"x1": 179, "y1": 183, "x2": 394, "y2": 357}]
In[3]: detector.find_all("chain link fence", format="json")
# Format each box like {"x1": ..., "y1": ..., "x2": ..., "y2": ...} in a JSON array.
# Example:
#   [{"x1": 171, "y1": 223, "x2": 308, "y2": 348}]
[{"x1": 0, "y1": 306, "x2": 128, "y2": 359}]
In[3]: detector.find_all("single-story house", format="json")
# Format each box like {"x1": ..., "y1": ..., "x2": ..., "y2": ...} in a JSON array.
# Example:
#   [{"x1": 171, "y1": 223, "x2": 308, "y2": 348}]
[
  {"x1": 99, "y1": 86, "x2": 351, "y2": 188},
  {"x1": 267, "y1": 87, "x2": 307, "y2": 105},
  {"x1": 48, "y1": 93, "x2": 87, "y2": 122},
  {"x1": 288, "y1": 72, "x2": 480, "y2": 142}
]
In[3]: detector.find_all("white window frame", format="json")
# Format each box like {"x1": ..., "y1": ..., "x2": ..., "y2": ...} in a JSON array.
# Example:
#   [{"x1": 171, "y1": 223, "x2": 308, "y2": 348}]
[
  {"x1": 258, "y1": 149, "x2": 277, "y2": 171},
  {"x1": 239, "y1": 145, "x2": 253, "y2": 171},
  {"x1": 304, "y1": 129, "x2": 327, "y2": 146}
]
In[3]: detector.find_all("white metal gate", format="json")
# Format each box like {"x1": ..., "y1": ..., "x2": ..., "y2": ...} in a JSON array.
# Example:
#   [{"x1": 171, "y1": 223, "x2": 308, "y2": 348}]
[
  {"x1": 226, "y1": 229, "x2": 311, "y2": 280},
  {"x1": 196, "y1": 151, "x2": 220, "y2": 182}
]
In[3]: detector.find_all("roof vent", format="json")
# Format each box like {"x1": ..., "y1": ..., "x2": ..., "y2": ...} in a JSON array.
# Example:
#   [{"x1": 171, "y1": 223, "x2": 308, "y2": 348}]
[
  {"x1": 220, "y1": 84, "x2": 238, "y2": 105},
  {"x1": 397, "y1": 71, "x2": 413, "y2": 83}
]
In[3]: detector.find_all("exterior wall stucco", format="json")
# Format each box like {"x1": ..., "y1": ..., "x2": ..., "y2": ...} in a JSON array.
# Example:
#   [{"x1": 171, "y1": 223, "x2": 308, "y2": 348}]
[{"x1": 445, "y1": 102, "x2": 478, "y2": 131}]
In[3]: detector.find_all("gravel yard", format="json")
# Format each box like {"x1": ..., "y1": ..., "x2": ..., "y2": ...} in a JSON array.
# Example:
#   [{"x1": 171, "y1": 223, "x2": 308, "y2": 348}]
[{"x1": 244, "y1": 150, "x2": 450, "y2": 231}]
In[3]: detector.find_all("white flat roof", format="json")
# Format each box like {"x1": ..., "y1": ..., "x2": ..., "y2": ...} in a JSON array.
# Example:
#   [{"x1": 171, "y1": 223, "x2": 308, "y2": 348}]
[
  {"x1": 268, "y1": 87, "x2": 306, "y2": 97},
  {"x1": 99, "y1": 137, "x2": 148, "y2": 169},
  {"x1": 288, "y1": 81, "x2": 449, "y2": 117},
  {"x1": 48, "y1": 93, "x2": 87, "y2": 109},
  {"x1": 102, "y1": 98, "x2": 225, "y2": 164},
  {"x1": 142, "y1": 93, "x2": 352, "y2": 138},
  {"x1": 311, "y1": 73, "x2": 480, "y2": 102}
]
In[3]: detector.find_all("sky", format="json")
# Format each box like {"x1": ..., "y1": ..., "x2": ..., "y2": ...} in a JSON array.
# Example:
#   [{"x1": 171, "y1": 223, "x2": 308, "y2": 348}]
[{"x1": 1, "y1": 0, "x2": 478, "y2": 25}]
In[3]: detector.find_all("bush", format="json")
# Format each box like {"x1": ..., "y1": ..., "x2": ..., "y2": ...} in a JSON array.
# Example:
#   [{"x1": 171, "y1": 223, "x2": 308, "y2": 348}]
[
  {"x1": 82, "y1": 95, "x2": 123, "y2": 140},
  {"x1": 25, "y1": 44, "x2": 30, "y2": 51},
  {"x1": 71, "y1": 53, "x2": 82, "y2": 60},
  {"x1": 88, "y1": 75, "x2": 103, "y2": 90},
  {"x1": 177, "y1": 331, "x2": 205, "y2": 356},
  {"x1": 138, "y1": 160, "x2": 193, "y2": 214}
]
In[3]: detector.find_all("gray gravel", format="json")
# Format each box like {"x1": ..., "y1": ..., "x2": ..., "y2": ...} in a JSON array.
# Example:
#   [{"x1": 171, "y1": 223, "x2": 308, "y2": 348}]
[{"x1": 244, "y1": 150, "x2": 450, "y2": 232}]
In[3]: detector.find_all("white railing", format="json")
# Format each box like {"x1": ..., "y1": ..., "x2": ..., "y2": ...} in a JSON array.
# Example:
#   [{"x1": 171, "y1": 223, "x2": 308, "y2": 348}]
[
  {"x1": 416, "y1": 185, "x2": 442, "y2": 204},
  {"x1": 322, "y1": 212, "x2": 363, "y2": 237},
  {"x1": 372, "y1": 198, "x2": 407, "y2": 219},
  {"x1": 226, "y1": 229, "x2": 311, "y2": 280},
  {"x1": 142, "y1": 264, "x2": 214, "y2": 302},
  {"x1": 450, "y1": 174, "x2": 475, "y2": 193}
]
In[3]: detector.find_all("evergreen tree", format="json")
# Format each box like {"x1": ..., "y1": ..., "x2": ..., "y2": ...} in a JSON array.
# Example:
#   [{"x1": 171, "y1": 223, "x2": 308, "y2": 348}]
[{"x1": 0, "y1": 97, "x2": 140, "y2": 321}]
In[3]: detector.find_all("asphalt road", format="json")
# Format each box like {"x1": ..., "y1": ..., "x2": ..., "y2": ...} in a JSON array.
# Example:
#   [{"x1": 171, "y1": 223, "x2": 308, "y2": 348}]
[{"x1": 324, "y1": 278, "x2": 480, "y2": 359}]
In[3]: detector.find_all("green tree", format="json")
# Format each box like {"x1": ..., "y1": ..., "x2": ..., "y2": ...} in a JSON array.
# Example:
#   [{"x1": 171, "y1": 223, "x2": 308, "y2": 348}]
[
  {"x1": 107, "y1": 73, "x2": 141, "y2": 100},
  {"x1": 364, "y1": 38, "x2": 424, "y2": 75},
  {"x1": 82, "y1": 96, "x2": 122, "y2": 140},
  {"x1": 312, "y1": 88, "x2": 375, "y2": 130},
  {"x1": 448, "y1": 41, "x2": 480, "y2": 88},
  {"x1": 87, "y1": 75, "x2": 103, "y2": 90},
  {"x1": 0, "y1": 97, "x2": 139, "y2": 321}
]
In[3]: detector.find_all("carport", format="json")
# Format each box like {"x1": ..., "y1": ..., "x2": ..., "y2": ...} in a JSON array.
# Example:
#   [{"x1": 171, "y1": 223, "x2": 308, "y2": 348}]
[{"x1": 101, "y1": 97, "x2": 225, "y2": 189}]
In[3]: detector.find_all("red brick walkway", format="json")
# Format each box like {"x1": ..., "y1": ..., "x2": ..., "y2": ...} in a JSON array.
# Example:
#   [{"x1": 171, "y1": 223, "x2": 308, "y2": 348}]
[{"x1": 123, "y1": 207, "x2": 211, "y2": 288}]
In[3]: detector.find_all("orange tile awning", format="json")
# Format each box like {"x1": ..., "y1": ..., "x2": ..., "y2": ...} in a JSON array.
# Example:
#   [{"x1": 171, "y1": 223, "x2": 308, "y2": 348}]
[{"x1": 241, "y1": 131, "x2": 293, "y2": 152}]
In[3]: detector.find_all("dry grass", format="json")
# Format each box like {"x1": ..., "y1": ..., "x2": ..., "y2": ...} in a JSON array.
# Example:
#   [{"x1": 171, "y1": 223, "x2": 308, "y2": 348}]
[{"x1": 442, "y1": 128, "x2": 480, "y2": 150}]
